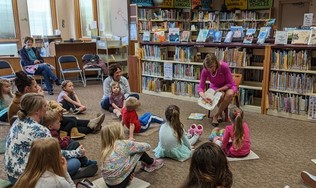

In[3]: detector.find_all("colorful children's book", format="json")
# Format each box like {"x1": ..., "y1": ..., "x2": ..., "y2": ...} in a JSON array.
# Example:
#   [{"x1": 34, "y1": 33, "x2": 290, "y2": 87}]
[
  {"x1": 198, "y1": 88, "x2": 222, "y2": 111},
  {"x1": 142, "y1": 31, "x2": 151, "y2": 42},
  {"x1": 274, "y1": 31, "x2": 288, "y2": 45},
  {"x1": 180, "y1": 31, "x2": 190, "y2": 42},
  {"x1": 196, "y1": 29, "x2": 209, "y2": 42},
  {"x1": 231, "y1": 26, "x2": 243, "y2": 38},
  {"x1": 206, "y1": 29, "x2": 215, "y2": 42},
  {"x1": 291, "y1": 30, "x2": 311, "y2": 44},
  {"x1": 187, "y1": 113, "x2": 206, "y2": 120},
  {"x1": 169, "y1": 28, "x2": 180, "y2": 42},
  {"x1": 213, "y1": 31, "x2": 222, "y2": 43},
  {"x1": 243, "y1": 28, "x2": 256, "y2": 44},
  {"x1": 257, "y1": 29, "x2": 268, "y2": 45},
  {"x1": 308, "y1": 29, "x2": 316, "y2": 45},
  {"x1": 284, "y1": 27, "x2": 297, "y2": 39},
  {"x1": 153, "y1": 31, "x2": 165, "y2": 42},
  {"x1": 224, "y1": 31, "x2": 234, "y2": 43}
]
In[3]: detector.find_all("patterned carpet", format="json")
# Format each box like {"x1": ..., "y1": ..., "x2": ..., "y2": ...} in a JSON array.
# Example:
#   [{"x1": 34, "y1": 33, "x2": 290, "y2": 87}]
[{"x1": 0, "y1": 81, "x2": 315, "y2": 188}]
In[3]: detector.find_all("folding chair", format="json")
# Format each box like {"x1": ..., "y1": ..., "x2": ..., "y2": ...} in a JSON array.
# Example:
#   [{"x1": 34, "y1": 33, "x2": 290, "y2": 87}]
[
  {"x1": 58, "y1": 55, "x2": 86, "y2": 87},
  {"x1": 19, "y1": 60, "x2": 43, "y2": 85},
  {"x1": 82, "y1": 54, "x2": 104, "y2": 84},
  {"x1": 208, "y1": 73, "x2": 242, "y2": 121},
  {"x1": 0, "y1": 60, "x2": 16, "y2": 91}
]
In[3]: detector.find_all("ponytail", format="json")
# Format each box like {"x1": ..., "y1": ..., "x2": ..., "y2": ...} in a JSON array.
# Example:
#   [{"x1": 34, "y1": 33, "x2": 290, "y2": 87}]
[
  {"x1": 165, "y1": 105, "x2": 183, "y2": 144},
  {"x1": 229, "y1": 106, "x2": 244, "y2": 149}
]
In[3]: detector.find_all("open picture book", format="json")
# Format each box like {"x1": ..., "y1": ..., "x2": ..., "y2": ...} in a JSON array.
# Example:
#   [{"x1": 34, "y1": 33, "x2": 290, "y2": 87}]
[{"x1": 198, "y1": 88, "x2": 222, "y2": 111}]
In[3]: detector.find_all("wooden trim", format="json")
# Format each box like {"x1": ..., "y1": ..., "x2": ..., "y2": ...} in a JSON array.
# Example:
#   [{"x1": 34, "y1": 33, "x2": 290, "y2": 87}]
[
  {"x1": 12, "y1": 0, "x2": 22, "y2": 49},
  {"x1": 262, "y1": 45, "x2": 272, "y2": 114},
  {"x1": 92, "y1": 0, "x2": 99, "y2": 36},
  {"x1": 50, "y1": 0, "x2": 58, "y2": 30},
  {"x1": 74, "y1": 0, "x2": 81, "y2": 39},
  {"x1": 0, "y1": 39, "x2": 19, "y2": 43}
]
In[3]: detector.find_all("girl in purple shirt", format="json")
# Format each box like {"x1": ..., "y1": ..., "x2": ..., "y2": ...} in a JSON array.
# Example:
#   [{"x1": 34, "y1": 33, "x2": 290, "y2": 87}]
[{"x1": 198, "y1": 53, "x2": 237, "y2": 126}]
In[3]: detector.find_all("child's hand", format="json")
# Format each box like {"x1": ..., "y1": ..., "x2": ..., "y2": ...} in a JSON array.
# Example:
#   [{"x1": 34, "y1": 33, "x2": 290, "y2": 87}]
[
  {"x1": 61, "y1": 156, "x2": 67, "y2": 172},
  {"x1": 79, "y1": 145, "x2": 86, "y2": 156}
]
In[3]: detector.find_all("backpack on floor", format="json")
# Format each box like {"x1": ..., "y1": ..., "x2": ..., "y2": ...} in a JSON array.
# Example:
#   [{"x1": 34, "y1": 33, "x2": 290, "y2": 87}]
[{"x1": 76, "y1": 179, "x2": 97, "y2": 188}]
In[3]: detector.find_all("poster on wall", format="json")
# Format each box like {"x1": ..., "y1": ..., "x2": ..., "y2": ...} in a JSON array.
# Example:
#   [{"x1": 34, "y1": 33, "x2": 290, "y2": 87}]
[
  {"x1": 174, "y1": 0, "x2": 191, "y2": 8},
  {"x1": 225, "y1": 0, "x2": 247, "y2": 10},
  {"x1": 191, "y1": 0, "x2": 201, "y2": 9},
  {"x1": 248, "y1": 0, "x2": 273, "y2": 10},
  {"x1": 159, "y1": 0, "x2": 174, "y2": 8}
]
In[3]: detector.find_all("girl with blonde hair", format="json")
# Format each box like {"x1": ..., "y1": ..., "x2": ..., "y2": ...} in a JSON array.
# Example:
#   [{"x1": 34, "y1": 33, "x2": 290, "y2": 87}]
[
  {"x1": 13, "y1": 137, "x2": 76, "y2": 188},
  {"x1": 101, "y1": 123, "x2": 164, "y2": 187},
  {"x1": 0, "y1": 79, "x2": 13, "y2": 122}
]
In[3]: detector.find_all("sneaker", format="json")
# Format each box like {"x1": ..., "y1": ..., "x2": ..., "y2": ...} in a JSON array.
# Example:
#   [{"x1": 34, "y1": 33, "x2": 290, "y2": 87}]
[
  {"x1": 195, "y1": 124, "x2": 203, "y2": 136},
  {"x1": 143, "y1": 158, "x2": 164, "y2": 172},
  {"x1": 301, "y1": 171, "x2": 316, "y2": 188},
  {"x1": 72, "y1": 164, "x2": 98, "y2": 180},
  {"x1": 48, "y1": 90, "x2": 54, "y2": 95},
  {"x1": 55, "y1": 79, "x2": 61, "y2": 86},
  {"x1": 73, "y1": 108, "x2": 80, "y2": 114},
  {"x1": 188, "y1": 124, "x2": 197, "y2": 136}
]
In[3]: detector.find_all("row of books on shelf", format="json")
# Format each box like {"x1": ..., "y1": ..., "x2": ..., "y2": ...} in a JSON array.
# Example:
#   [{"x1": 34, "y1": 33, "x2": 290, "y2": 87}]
[
  {"x1": 192, "y1": 11, "x2": 217, "y2": 22},
  {"x1": 271, "y1": 50, "x2": 312, "y2": 70},
  {"x1": 142, "y1": 61, "x2": 201, "y2": 80},
  {"x1": 239, "y1": 89, "x2": 262, "y2": 106},
  {"x1": 219, "y1": 11, "x2": 270, "y2": 21},
  {"x1": 268, "y1": 92, "x2": 309, "y2": 115},
  {"x1": 138, "y1": 8, "x2": 189, "y2": 21},
  {"x1": 269, "y1": 72, "x2": 315, "y2": 93},
  {"x1": 141, "y1": 77, "x2": 200, "y2": 97}
]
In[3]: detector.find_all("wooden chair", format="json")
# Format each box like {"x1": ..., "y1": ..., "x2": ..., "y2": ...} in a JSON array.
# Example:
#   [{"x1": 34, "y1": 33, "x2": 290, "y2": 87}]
[{"x1": 208, "y1": 73, "x2": 242, "y2": 121}]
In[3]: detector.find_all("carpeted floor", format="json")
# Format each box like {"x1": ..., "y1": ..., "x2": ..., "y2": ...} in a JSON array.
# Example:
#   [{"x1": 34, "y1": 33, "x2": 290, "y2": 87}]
[{"x1": 1, "y1": 81, "x2": 316, "y2": 188}]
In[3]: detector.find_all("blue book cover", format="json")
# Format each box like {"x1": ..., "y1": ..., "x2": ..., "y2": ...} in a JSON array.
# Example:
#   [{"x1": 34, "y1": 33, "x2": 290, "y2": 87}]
[
  {"x1": 243, "y1": 28, "x2": 256, "y2": 44},
  {"x1": 196, "y1": 29, "x2": 209, "y2": 42},
  {"x1": 231, "y1": 26, "x2": 243, "y2": 38},
  {"x1": 257, "y1": 30, "x2": 268, "y2": 45},
  {"x1": 224, "y1": 31, "x2": 234, "y2": 43},
  {"x1": 213, "y1": 31, "x2": 222, "y2": 43}
]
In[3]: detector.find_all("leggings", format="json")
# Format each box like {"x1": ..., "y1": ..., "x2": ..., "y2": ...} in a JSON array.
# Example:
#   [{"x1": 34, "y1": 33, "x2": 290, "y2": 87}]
[
  {"x1": 60, "y1": 116, "x2": 92, "y2": 134},
  {"x1": 106, "y1": 152, "x2": 153, "y2": 188}
]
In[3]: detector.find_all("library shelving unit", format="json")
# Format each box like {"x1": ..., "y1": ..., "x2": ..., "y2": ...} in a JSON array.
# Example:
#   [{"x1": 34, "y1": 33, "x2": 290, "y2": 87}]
[
  {"x1": 97, "y1": 38, "x2": 129, "y2": 76},
  {"x1": 265, "y1": 44, "x2": 316, "y2": 121},
  {"x1": 139, "y1": 42, "x2": 269, "y2": 114}
]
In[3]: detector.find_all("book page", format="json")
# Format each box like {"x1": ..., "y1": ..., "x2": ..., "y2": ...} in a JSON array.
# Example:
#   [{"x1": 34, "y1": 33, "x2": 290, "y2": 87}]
[{"x1": 198, "y1": 88, "x2": 223, "y2": 111}]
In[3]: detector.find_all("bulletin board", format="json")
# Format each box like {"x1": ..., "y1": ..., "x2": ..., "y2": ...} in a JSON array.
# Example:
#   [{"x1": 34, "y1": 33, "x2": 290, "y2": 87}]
[{"x1": 111, "y1": 0, "x2": 128, "y2": 37}]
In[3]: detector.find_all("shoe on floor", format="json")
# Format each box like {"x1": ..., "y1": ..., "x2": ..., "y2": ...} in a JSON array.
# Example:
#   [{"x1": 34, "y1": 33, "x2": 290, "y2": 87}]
[
  {"x1": 73, "y1": 108, "x2": 80, "y2": 115},
  {"x1": 48, "y1": 90, "x2": 54, "y2": 95},
  {"x1": 143, "y1": 158, "x2": 164, "y2": 172},
  {"x1": 301, "y1": 171, "x2": 316, "y2": 188},
  {"x1": 55, "y1": 79, "x2": 61, "y2": 86},
  {"x1": 72, "y1": 164, "x2": 98, "y2": 180}
]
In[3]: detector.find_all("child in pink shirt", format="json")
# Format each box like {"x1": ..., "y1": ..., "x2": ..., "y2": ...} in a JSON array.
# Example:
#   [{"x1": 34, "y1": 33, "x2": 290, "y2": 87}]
[{"x1": 221, "y1": 105, "x2": 250, "y2": 157}]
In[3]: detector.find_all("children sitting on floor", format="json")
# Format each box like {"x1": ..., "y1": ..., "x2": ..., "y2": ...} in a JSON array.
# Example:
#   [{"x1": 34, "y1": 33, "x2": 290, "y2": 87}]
[
  {"x1": 109, "y1": 81, "x2": 125, "y2": 119},
  {"x1": 122, "y1": 97, "x2": 164, "y2": 140},
  {"x1": 57, "y1": 80, "x2": 86, "y2": 114},
  {"x1": 42, "y1": 110, "x2": 97, "y2": 168},
  {"x1": 181, "y1": 142, "x2": 233, "y2": 188},
  {"x1": 211, "y1": 105, "x2": 250, "y2": 158},
  {"x1": 154, "y1": 105, "x2": 202, "y2": 161},
  {"x1": 100, "y1": 123, "x2": 164, "y2": 187}
]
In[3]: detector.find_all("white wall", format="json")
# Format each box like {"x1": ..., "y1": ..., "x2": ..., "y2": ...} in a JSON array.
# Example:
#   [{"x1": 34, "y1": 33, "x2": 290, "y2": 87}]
[{"x1": 110, "y1": 0, "x2": 128, "y2": 37}]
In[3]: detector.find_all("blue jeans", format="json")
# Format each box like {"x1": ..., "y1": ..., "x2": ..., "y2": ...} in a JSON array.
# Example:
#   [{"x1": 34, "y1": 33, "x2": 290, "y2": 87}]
[
  {"x1": 35, "y1": 63, "x2": 58, "y2": 91},
  {"x1": 101, "y1": 93, "x2": 140, "y2": 110},
  {"x1": 67, "y1": 158, "x2": 81, "y2": 177}
]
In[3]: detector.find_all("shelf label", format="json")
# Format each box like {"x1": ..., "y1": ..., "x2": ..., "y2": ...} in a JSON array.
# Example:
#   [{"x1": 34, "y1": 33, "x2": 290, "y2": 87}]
[
  {"x1": 164, "y1": 62, "x2": 173, "y2": 80},
  {"x1": 174, "y1": 0, "x2": 191, "y2": 8},
  {"x1": 248, "y1": 0, "x2": 273, "y2": 10},
  {"x1": 225, "y1": 0, "x2": 247, "y2": 10}
]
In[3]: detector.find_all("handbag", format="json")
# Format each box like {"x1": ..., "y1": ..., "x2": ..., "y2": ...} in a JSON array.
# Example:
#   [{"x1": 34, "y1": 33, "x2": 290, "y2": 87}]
[{"x1": 76, "y1": 179, "x2": 98, "y2": 188}]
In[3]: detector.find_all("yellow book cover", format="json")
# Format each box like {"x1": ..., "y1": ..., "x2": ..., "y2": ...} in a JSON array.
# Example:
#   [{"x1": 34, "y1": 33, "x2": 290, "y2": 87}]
[
  {"x1": 283, "y1": 54, "x2": 288, "y2": 69},
  {"x1": 188, "y1": 84, "x2": 192, "y2": 97},
  {"x1": 171, "y1": 82, "x2": 175, "y2": 94},
  {"x1": 276, "y1": 52, "x2": 280, "y2": 69}
]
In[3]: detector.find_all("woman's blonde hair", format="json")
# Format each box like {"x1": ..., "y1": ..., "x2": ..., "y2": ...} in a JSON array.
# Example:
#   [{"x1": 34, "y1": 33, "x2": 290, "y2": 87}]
[
  {"x1": 14, "y1": 137, "x2": 65, "y2": 188},
  {"x1": 0, "y1": 79, "x2": 13, "y2": 99},
  {"x1": 42, "y1": 110, "x2": 61, "y2": 128},
  {"x1": 203, "y1": 53, "x2": 219, "y2": 69},
  {"x1": 100, "y1": 123, "x2": 125, "y2": 161},
  {"x1": 229, "y1": 105, "x2": 244, "y2": 149},
  {"x1": 17, "y1": 93, "x2": 46, "y2": 120}
]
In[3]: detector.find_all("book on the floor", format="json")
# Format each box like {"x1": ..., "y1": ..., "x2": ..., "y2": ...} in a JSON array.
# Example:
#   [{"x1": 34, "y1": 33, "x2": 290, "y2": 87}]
[
  {"x1": 198, "y1": 88, "x2": 222, "y2": 111},
  {"x1": 188, "y1": 113, "x2": 206, "y2": 120}
]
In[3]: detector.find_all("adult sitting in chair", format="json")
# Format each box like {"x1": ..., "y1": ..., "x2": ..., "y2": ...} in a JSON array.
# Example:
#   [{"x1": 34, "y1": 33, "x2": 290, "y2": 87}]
[
  {"x1": 20, "y1": 36, "x2": 61, "y2": 95},
  {"x1": 100, "y1": 63, "x2": 139, "y2": 111},
  {"x1": 198, "y1": 53, "x2": 237, "y2": 127}
]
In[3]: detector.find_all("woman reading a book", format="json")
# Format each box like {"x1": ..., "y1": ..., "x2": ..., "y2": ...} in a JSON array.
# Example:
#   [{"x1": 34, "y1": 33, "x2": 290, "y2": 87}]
[{"x1": 198, "y1": 53, "x2": 237, "y2": 127}]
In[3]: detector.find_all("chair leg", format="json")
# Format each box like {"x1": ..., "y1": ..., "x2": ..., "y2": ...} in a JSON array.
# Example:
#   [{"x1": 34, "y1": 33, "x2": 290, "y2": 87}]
[
  {"x1": 80, "y1": 72, "x2": 86, "y2": 87},
  {"x1": 224, "y1": 108, "x2": 229, "y2": 122},
  {"x1": 208, "y1": 110, "x2": 211, "y2": 118},
  {"x1": 235, "y1": 96, "x2": 240, "y2": 107}
]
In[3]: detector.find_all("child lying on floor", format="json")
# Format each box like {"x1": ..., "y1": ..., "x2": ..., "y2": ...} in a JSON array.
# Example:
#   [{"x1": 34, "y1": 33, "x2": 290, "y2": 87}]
[{"x1": 122, "y1": 97, "x2": 164, "y2": 140}]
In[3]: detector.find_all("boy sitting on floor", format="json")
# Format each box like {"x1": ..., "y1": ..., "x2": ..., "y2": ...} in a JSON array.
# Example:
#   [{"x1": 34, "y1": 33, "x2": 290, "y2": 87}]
[{"x1": 122, "y1": 97, "x2": 164, "y2": 140}]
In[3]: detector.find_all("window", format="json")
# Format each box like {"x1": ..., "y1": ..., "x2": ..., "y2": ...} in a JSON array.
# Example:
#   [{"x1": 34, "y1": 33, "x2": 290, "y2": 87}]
[
  {"x1": 98, "y1": 0, "x2": 111, "y2": 37},
  {"x1": 79, "y1": 0, "x2": 94, "y2": 37},
  {"x1": 27, "y1": 0, "x2": 53, "y2": 36},
  {"x1": 0, "y1": 0, "x2": 16, "y2": 39}
]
